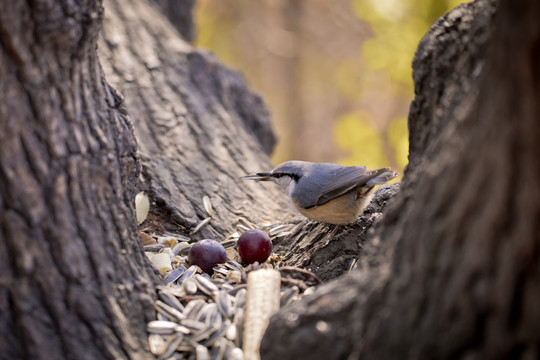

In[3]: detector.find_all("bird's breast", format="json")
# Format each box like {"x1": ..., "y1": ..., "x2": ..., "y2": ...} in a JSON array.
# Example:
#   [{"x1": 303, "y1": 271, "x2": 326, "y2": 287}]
[{"x1": 292, "y1": 187, "x2": 375, "y2": 225}]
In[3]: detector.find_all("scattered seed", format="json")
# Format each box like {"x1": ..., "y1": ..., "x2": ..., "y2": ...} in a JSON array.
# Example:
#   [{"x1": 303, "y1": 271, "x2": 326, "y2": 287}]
[
  {"x1": 236, "y1": 224, "x2": 251, "y2": 233},
  {"x1": 164, "y1": 267, "x2": 186, "y2": 284},
  {"x1": 203, "y1": 196, "x2": 214, "y2": 217},
  {"x1": 159, "y1": 291, "x2": 185, "y2": 312},
  {"x1": 191, "y1": 217, "x2": 212, "y2": 235},
  {"x1": 182, "y1": 278, "x2": 198, "y2": 295},
  {"x1": 269, "y1": 224, "x2": 292, "y2": 236},
  {"x1": 221, "y1": 239, "x2": 238, "y2": 249},
  {"x1": 144, "y1": 244, "x2": 165, "y2": 252},
  {"x1": 159, "y1": 333, "x2": 185, "y2": 359},
  {"x1": 148, "y1": 334, "x2": 165, "y2": 356},
  {"x1": 155, "y1": 301, "x2": 185, "y2": 322},
  {"x1": 196, "y1": 344, "x2": 211, "y2": 360},
  {"x1": 347, "y1": 258, "x2": 357, "y2": 272},
  {"x1": 280, "y1": 286, "x2": 299, "y2": 307},
  {"x1": 237, "y1": 217, "x2": 255, "y2": 230},
  {"x1": 146, "y1": 221, "x2": 309, "y2": 359},
  {"x1": 194, "y1": 274, "x2": 219, "y2": 296}
]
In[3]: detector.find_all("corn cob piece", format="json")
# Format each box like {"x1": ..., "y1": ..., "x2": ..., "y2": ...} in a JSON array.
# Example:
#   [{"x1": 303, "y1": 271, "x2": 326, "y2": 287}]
[{"x1": 243, "y1": 269, "x2": 281, "y2": 360}]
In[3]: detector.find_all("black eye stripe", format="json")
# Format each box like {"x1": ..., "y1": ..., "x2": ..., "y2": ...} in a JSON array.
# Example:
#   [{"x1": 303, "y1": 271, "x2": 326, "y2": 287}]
[{"x1": 272, "y1": 172, "x2": 299, "y2": 181}]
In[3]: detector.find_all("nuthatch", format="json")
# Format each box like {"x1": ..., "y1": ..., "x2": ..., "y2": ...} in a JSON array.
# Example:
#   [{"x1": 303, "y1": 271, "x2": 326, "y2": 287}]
[{"x1": 242, "y1": 161, "x2": 398, "y2": 225}]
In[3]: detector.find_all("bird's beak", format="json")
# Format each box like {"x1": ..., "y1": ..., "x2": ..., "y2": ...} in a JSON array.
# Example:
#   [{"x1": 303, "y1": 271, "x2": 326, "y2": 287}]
[{"x1": 241, "y1": 172, "x2": 272, "y2": 181}]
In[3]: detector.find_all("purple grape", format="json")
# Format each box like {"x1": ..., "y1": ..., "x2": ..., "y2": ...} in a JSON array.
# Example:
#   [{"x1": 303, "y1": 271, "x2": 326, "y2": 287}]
[
  {"x1": 188, "y1": 239, "x2": 227, "y2": 274},
  {"x1": 237, "y1": 229, "x2": 272, "y2": 264}
]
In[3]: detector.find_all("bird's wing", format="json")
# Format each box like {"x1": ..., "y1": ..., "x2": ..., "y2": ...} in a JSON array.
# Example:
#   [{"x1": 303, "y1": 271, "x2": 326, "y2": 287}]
[{"x1": 304, "y1": 167, "x2": 391, "y2": 208}]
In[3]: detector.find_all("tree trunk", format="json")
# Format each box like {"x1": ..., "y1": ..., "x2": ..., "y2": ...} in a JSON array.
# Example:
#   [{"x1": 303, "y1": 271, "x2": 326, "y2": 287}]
[
  {"x1": 98, "y1": 0, "x2": 298, "y2": 239},
  {"x1": 0, "y1": 0, "x2": 310, "y2": 357},
  {"x1": 261, "y1": 0, "x2": 540, "y2": 358},
  {"x1": 0, "y1": 1, "x2": 159, "y2": 359}
]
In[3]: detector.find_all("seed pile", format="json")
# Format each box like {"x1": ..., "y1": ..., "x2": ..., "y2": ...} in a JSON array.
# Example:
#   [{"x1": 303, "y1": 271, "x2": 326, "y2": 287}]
[{"x1": 142, "y1": 214, "x2": 308, "y2": 360}]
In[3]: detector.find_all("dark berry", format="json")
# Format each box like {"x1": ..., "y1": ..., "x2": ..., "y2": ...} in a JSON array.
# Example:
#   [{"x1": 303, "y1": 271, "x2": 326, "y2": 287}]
[
  {"x1": 188, "y1": 239, "x2": 227, "y2": 274},
  {"x1": 237, "y1": 229, "x2": 272, "y2": 264}
]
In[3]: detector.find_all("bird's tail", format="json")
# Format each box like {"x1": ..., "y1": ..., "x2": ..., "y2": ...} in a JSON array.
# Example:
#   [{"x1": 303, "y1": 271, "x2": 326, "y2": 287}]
[{"x1": 366, "y1": 168, "x2": 398, "y2": 186}]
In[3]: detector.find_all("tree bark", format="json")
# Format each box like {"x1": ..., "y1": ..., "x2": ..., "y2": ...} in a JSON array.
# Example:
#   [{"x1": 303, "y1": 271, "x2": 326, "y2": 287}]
[
  {"x1": 261, "y1": 0, "x2": 540, "y2": 358},
  {"x1": 99, "y1": 0, "x2": 298, "y2": 240},
  {"x1": 0, "y1": 1, "x2": 158, "y2": 359}
]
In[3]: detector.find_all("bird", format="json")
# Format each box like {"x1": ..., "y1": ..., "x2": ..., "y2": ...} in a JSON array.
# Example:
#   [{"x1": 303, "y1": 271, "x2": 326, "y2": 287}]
[{"x1": 242, "y1": 160, "x2": 397, "y2": 225}]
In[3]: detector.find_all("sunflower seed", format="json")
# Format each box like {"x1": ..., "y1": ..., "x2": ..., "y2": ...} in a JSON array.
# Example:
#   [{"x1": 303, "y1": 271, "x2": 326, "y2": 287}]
[
  {"x1": 160, "y1": 333, "x2": 185, "y2": 359},
  {"x1": 159, "y1": 291, "x2": 185, "y2": 312},
  {"x1": 226, "y1": 346, "x2": 244, "y2": 360},
  {"x1": 210, "y1": 278, "x2": 226, "y2": 287},
  {"x1": 198, "y1": 302, "x2": 217, "y2": 322},
  {"x1": 234, "y1": 288, "x2": 246, "y2": 309},
  {"x1": 165, "y1": 267, "x2": 186, "y2": 284},
  {"x1": 148, "y1": 334, "x2": 165, "y2": 356},
  {"x1": 220, "y1": 239, "x2": 238, "y2": 249},
  {"x1": 236, "y1": 224, "x2": 251, "y2": 233},
  {"x1": 203, "y1": 196, "x2": 213, "y2": 217},
  {"x1": 196, "y1": 344, "x2": 210, "y2": 360},
  {"x1": 177, "y1": 342, "x2": 195, "y2": 352},
  {"x1": 233, "y1": 308, "x2": 244, "y2": 347},
  {"x1": 155, "y1": 300, "x2": 185, "y2": 322},
  {"x1": 157, "y1": 285, "x2": 185, "y2": 298},
  {"x1": 181, "y1": 318, "x2": 206, "y2": 332},
  {"x1": 182, "y1": 278, "x2": 198, "y2": 295},
  {"x1": 227, "y1": 285, "x2": 247, "y2": 297},
  {"x1": 173, "y1": 243, "x2": 190, "y2": 256},
  {"x1": 237, "y1": 217, "x2": 255, "y2": 230},
  {"x1": 210, "y1": 338, "x2": 228, "y2": 360},
  {"x1": 177, "y1": 265, "x2": 196, "y2": 282},
  {"x1": 179, "y1": 264, "x2": 198, "y2": 280},
  {"x1": 220, "y1": 283, "x2": 234, "y2": 292},
  {"x1": 225, "y1": 232, "x2": 240, "y2": 241},
  {"x1": 191, "y1": 325, "x2": 218, "y2": 343},
  {"x1": 162, "y1": 232, "x2": 191, "y2": 242},
  {"x1": 200, "y1": 323, "x2": 228, "y2": 347},
  {"x1": 216, "y1": 291, "x2": 234, "y2": 318},
  {"x1": 191, "y1": 217, "x2": 211, "y2": 235},
  {"x1": 225, "y1": 323, "x2": 237, "y2": 342},
  {"x1": 206, "y1": 304, "x2": 223, "y2": 329},
  {"x1": 224, "y1": 261, "x2": 243, "y2": 271},
  {"x1": 269, "y1": 224, "x2": 292, "y2": 236},
  {"x1": 147, "y1": 320, "x2": 187, "y2": 335},
  {"x1": 194, "y1": 274, "x2": 219, "y2": 296},
  {"x1": 280, "y1": 286, "x2": 299, "y2": 307},
  {"x1": 144, "y1": 244, "x2": 165, "y2": 252},
  {"x1": 272, "y1": 231, "x2": 292, "y2": 239},
  {"x1": 185, "y1": 299, "x2": 208, "y2": 319},
  {"x1": 347, "y1": 258, "x2": 357, "y2": 272},
  {"x1": 213, "y1": 266, "x2": 230, "y2": 277}
]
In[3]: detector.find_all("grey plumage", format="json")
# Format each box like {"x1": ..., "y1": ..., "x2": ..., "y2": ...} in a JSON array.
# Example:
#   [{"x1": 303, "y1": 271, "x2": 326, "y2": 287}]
[{"x1": 242, "y1": 160, "x2": 398, "y2": 225}]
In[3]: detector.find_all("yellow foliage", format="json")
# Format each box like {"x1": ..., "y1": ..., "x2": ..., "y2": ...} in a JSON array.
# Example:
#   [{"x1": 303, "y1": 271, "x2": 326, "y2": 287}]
[
  {"x1": 353, "y1": 0, "x2": 471, "y2": 90},
  {"x1": 334, "y1": 113, "x2": 408, "y2": 180},
  {"x1": 335, "y1": 0, "x2": 470, "y2": 175},
  {"x1": 334, "y1": 112, "x2": 387, "y2": 170},
  {"x1": 195, "y1": 0, "x2": 469, "y2": 175}
]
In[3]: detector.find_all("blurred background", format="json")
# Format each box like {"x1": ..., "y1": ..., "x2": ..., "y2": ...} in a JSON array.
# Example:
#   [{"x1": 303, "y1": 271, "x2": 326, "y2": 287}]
[{"x1": 195, "y1": 0, "x2": 467, "y2": 174}]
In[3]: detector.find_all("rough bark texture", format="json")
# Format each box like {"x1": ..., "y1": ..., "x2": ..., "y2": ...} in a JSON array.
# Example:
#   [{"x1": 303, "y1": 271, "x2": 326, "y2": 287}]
[
  {"x1": 0, "y1": 1, "x2": 158, "y2": 359},
  {"x1": 99, "y1": 0, "x2": 298, "y2": 241},
  {"x1": 277, "y1": 184, "x2": 399, "y2": 282},
  {"x1": 154, "y1": 0, "x2": 196, "y2": 43},
  {"x1": 262, "y1": 0, "x2": 540, "y2": 358}
]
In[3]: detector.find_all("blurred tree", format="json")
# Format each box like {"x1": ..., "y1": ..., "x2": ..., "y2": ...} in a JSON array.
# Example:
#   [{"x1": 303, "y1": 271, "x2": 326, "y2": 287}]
[{"x1": 195, "y1": 0, "x2": 467, "y2": 173}]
